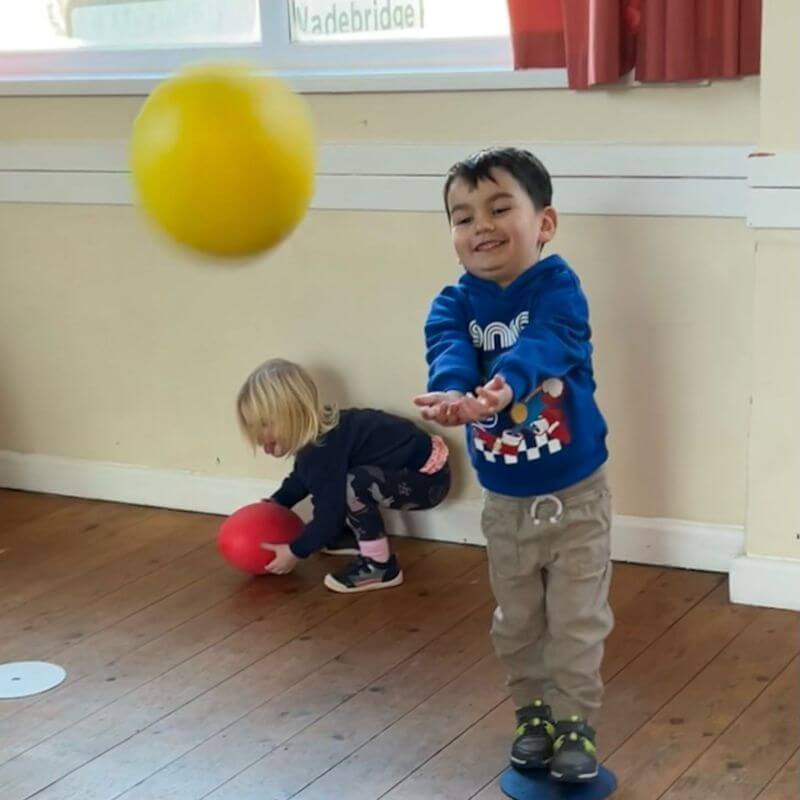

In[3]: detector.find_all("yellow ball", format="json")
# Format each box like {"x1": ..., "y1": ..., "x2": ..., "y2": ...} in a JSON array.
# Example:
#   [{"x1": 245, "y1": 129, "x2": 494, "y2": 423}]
[{"x1": 130, "y1": 64, "x2": 315, "y2": 258}]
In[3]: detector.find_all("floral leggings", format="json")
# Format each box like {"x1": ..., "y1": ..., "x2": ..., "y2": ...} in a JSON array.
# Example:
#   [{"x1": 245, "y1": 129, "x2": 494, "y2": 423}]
[{"x1": 345, "y1": 464, "x2": 451, "y2": 541}]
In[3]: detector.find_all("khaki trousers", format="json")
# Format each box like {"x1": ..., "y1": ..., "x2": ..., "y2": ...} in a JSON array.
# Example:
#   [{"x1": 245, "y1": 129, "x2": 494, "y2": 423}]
[{"x1": 481, "y1": 467, "x2": 613, "y2": 721}]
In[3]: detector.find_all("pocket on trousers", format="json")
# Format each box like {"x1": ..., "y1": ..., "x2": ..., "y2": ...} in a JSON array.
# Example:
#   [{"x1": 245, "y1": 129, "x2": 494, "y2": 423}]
[
  {"x1": 556, "y1": 489, "x2": 612, "y2": 578},
  {"x1": 481, "y1": 497, "x2": 522, "y2": 580},
  {"x1": 564, "y1": 485, "x2": 612, "y2": 527},
  {"x1": 556, "y1": 535, "x2": 611, "y2": 579}
]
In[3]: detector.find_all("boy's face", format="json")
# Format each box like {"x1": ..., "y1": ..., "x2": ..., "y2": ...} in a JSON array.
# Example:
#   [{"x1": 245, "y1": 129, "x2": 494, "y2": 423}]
[{"x1": 446, "y1": 168, "x2": 557, "y2": 287}]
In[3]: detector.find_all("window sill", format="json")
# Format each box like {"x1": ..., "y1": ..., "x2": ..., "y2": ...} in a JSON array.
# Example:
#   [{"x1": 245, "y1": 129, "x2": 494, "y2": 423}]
[{"x1": 0, "y1": 66, "x2": 569, "y2": 96}]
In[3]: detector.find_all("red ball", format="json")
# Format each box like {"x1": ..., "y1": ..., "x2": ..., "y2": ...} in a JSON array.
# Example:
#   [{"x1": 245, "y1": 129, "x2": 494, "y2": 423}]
[{"x1": 217, "y1": 501, "x2": 303, "y2": 574}]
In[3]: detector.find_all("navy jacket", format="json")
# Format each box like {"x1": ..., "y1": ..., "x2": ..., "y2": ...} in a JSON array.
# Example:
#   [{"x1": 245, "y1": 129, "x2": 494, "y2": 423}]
[{"x1": 272, "y1": 409, "x2": 432, "y2": 557}]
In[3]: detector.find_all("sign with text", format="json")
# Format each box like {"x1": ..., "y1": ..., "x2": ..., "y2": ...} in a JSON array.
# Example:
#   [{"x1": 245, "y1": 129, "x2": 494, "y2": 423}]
[{"x1": 289, "y1": 0, "x2": 426, "y2": 40}]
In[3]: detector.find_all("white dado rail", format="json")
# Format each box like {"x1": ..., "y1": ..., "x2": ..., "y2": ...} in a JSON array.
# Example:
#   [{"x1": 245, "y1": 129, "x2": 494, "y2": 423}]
[
  {"x1": 2, "y1": 139, "x2": 792, "y2": 225},
  {"x1": 746, "y1": 150, "x2": 800, "y2": 229}
]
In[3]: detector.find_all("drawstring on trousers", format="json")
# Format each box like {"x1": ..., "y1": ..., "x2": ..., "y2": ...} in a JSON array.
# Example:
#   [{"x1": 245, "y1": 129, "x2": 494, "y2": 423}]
[{"x1": 530, "y1": 494, "x2": 564, "y2": 525}]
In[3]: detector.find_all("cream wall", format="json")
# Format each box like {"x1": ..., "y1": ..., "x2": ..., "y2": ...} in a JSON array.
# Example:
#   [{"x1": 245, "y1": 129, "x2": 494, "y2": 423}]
[
  {"x1": 745, "y1": 0, "x2": 800, "y2": 561},
  {"x1": 759, "y1": 0, "x2": 799, "y2": 151},
  {"x1": 747, "y1": 234, "x2": 800, "y2": 560},
  {"x1": 0, "y1": 75, "x2": 759, "y2": 527},
  {"x1": 0, "y1": 78, "x2": 759, "y2": 144}
]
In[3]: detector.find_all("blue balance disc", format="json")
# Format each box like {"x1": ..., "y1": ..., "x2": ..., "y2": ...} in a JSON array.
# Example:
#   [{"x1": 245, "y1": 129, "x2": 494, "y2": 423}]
[{"x1": 499, "y1": 766, "x2": 617, "y2": 800}]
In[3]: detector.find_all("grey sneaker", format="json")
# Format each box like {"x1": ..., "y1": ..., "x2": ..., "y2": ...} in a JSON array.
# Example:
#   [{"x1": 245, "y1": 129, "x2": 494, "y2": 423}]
[
  {"x1": 550, "y1": 717, "x2": 599, "y2": 783},
  {"x1": 321, "y1": 529, "x2": 360, "y2": 557},
  {"x1": 510, "y1": 700, "x2": 555, "y2": 769},
  {"x1": 324, "y1": 555, "x2": 403, "y2": 593}
]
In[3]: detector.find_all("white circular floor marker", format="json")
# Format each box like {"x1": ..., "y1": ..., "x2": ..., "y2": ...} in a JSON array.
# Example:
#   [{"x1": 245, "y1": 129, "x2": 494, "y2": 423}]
[{"x1": 0, "y1": 661, "x2": 66, "y2": 698}]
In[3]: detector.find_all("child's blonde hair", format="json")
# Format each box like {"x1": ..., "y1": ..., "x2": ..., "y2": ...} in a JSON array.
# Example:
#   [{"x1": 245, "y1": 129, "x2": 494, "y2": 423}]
[{"x1": 236, "y1": 359, "x2": 339, "y2": 455}]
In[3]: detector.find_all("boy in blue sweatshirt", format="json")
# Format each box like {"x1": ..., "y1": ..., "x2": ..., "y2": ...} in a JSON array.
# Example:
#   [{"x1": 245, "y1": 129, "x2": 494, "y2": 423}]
[{"x1": 416, "y1": 147, "x2": 613, "y2": 783}]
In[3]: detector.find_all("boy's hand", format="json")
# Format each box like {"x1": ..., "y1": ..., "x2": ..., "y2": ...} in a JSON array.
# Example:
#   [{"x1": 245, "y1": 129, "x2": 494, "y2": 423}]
[
  {"x1": 455, "y1": 393, "x2": 493, "y2": 423},
  {"x1": 413, "y1": 390, "x2": 469, "y2": 426},
  {"x1": 464, "y1": 375, "x2": 513, "y2": 420},
  {"x1": 262, "y1": 543, "x2": 299, "y2": 575}
]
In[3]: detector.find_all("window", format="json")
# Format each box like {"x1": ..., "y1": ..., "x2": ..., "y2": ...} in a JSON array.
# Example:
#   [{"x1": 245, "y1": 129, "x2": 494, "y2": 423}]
[
  {"x1": 289, "y1": 1, "x2": 509, "y2": 43},
  {"x1": 1, "y1": 1, "x2": 259, "y2": 50},
  {"x1": 0, "y1": 0, "x2": 565, "y2": 94},
  {"x1": 66, "y1": 0, "x2": 259, "y2": 47}
]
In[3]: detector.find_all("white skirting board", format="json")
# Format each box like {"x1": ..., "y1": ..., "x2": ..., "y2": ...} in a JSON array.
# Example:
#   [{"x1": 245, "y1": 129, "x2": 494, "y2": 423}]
[
  {"x1": 729, "y1": 555, "x2": 800, "y2": 612},
  {"x1": 0, "y1": 447, "x2": 750, "y2": 572}
]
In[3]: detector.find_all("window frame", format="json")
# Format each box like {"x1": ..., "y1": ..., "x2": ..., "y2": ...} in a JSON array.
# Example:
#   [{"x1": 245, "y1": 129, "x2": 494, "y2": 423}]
[{"x1": 0, "y1": 0, "x2": 568, "y2": 95}]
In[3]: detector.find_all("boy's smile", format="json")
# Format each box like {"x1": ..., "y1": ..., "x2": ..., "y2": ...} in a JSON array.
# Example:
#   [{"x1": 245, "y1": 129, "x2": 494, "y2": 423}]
[
  {"x1": 447, "y1": 167, "x2": 556, "y2": 287},
  {"x1": 475, "y1": 237, "x2": 507, "y2": 252}
]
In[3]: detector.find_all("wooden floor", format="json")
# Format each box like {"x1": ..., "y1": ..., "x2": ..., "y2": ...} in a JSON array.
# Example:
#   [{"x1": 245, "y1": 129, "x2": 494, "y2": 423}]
[{"x1": 0, "y1": 490, "x2": 797, "y2": 800}]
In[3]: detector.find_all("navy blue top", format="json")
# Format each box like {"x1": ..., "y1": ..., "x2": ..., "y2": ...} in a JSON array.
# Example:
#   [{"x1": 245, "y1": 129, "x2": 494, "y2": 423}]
[
  {"x1": 424, "y1": 254, "x2": 607, "y2": 496},
  {"x1": 271, "y1": 408, "x2": 433, "y2": 558}
]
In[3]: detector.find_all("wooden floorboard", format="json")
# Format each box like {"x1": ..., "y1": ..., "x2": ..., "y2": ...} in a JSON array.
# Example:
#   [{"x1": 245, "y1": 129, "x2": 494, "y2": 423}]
[
  {"x1": 0, "y1": 492, "x2": 796, "y2": 800},
  {"x1": 368, "y1": 562, "x2": 669, "y2": 800},
  {"x1": 0, "y1": 490, "x2": 79, "y2": 534},
  {"x1": 0, "y1": 540, "x2": 440, "y2": 796},
  {"x1": 0, "y1": 503, "x2": 165, "y2": 617},
  {"x1": 755, "y1": 750, "x2": 800, "y2": 800},
  {"x1": 116, "y1": 556, "x2": 490, "y2": 800},
  {"x1": 606, "y1": 608, "x2": 799, "y2": 799},
  {"x1": 32, "y1": 547, "x2": 488, "y2": 800},
  {"x1": 0, "y1": 512, "x2": 219, "y2": 662},
  {"x1": 658, "y1": 655, "x2": 800, "y2": 800},
  {"x1": 0, "y1": 494, "x2": 150, "y2": 569}
]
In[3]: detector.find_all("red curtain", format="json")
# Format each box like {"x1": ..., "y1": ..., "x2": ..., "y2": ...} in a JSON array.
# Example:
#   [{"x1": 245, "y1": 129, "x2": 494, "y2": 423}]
[{"x1": 506, "y1": 0, "x2": 761, "y2": 89}]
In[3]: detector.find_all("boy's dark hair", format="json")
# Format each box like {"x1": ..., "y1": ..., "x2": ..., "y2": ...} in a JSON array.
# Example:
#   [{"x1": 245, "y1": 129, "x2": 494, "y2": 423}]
[{"x1": 443, "y1": 147, "x2": 553, "y2": 220}]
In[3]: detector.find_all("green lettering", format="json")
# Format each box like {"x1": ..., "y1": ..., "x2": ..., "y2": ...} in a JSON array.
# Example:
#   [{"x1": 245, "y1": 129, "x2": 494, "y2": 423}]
[
  {"x1": 324, "y1": 4, "x2": 337, "y2": 34},
  {"x1": 290, "y1": 0, "x2": 308, "y2": 33},
  {"x1": 379, "y1": 0, "x2": 391, "y2": 29},
  {"x1": 351, "y1": 2, "x2": 363, "y2": 32}
]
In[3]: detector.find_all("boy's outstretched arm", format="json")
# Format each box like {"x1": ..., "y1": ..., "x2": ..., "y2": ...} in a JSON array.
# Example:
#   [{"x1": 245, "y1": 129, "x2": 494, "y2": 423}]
[{"x1": 422, "y1": 287, "x2": 482, "y2": 397}]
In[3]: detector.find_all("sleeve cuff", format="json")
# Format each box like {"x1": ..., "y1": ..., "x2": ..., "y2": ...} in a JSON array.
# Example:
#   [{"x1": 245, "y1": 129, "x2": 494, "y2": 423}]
[
  {"x1": 499, "y1": 371, "x2": 525, "y2": 405},
  {"x1": 428, "y1": 378, "x2": 472, "y2": 394},
  {"x1": 289, "y1": 541, "x2": 309, "y2": 559}
]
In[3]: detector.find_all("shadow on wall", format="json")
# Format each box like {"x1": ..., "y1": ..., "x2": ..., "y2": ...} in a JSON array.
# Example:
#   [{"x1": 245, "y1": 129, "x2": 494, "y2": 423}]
[{"x1": 306, "y1": 361, "x2": 352, "y2": 412}]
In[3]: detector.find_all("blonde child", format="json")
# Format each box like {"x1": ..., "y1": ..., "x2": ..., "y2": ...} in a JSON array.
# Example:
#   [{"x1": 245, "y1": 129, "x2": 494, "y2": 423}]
[{"x1": 237, "y1": 358, "x2": 450, "y2": 593}]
